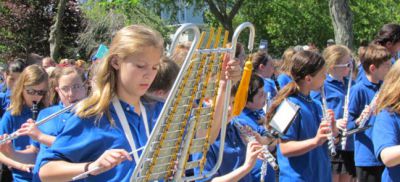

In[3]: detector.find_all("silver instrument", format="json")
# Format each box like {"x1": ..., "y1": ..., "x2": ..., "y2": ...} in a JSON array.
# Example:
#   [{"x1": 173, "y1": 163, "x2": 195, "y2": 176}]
[
  {"x1": 358, "y1": 90, "x2": 380, "y2": 128},
  {"x1": 321, "y1": 87, "x2": 337, "y2": 156},
  {"x1": 130, "y1": 22, "x2": 255, "y2": 182},
  {"x1": 340, "y1": 64, "x2": 353, "y2": 150},
  {"x1": 0, "y1": 103, "x2": 76, "y2": 145},
  {"x1": 233, "y1": 121, "x2": 278, "y2": 182}
]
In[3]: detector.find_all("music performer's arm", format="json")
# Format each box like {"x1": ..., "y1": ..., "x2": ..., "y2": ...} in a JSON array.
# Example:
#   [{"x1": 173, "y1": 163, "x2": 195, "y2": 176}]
[{"x1": 197, "y1": 57, "x2": 241, "y2": 144}]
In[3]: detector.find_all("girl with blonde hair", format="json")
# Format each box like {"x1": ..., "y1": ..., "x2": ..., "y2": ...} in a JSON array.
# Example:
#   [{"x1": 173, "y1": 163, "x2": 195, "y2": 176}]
[
  {"x1": 0, "y1": 65, "x2": 49, "y2": 181},
  {"x1": 373, "y1": 60, "x2": 400, "y2": 182},
  {"x1": 316, "y1": 45, "x2": 356, "y2": 181},
  {"x1": 37, "y1": 24, "x2": 241, "y2": 181}
]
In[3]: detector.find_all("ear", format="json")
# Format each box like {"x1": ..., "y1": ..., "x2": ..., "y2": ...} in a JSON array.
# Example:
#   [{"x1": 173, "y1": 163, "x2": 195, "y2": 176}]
[
  {"x1": 258, "y1": 64, "x2": 265, "y2": 71},
  {"x1": 304, "y1": 75, "x2": 312, "y2": 84},
  {"x1": 369, "y1": 64, "x2": 376, "y2": 74},
  {"x1": 385, "y1": 42, "x2": 393, "y2": 49},
  {"x1": 110, "y1": 56, "x2": 120, "y2": 70}
]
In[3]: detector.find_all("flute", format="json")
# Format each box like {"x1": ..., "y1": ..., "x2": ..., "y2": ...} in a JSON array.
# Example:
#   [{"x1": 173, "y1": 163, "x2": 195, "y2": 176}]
[
  {"x1": 357, "y1": 90, "x2": 380, "y2": 128},
  {"x1": 0, "y1": 103, "x2": 75, "y2": 145},
  {"x1": 340, "y1": 66, "x2": 353, "y2": 150},
  {"x1": 233, "y1": 121, "x2": 278, "y2": 182},
  {"x1": 320, "y1": 87, "x2": 337, "y2": 156}
]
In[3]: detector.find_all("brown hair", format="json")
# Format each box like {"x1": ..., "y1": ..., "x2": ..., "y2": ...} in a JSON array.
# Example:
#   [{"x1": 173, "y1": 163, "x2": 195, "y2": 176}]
[
  {"x1": 265, "y1": 51, "x2": 325, "y2": 128},
  {"x1": 373, "y1": 23, "x2": 400, "y2": 46},
  {"x1": 362, "y1": 44, "x2": 391, "y2": 74},
  {"x1": 148, "y1": 56, "x2": 180, "y2": 93},
  {"x1": 48, "y1": 66, "x2": 86, "y2": 105},
  {"x1": 252, "y1": 51, "x2": 272, "y2": 73}
]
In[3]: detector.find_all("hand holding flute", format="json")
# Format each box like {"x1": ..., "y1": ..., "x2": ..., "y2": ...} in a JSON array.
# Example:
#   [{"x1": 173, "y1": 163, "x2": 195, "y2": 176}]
[
  {"x1": 0, "y1": 104, "x2": 75, "y2": 145},
  {"x1": 321, "y1": 87, "x2": 338, "y2": 156}
]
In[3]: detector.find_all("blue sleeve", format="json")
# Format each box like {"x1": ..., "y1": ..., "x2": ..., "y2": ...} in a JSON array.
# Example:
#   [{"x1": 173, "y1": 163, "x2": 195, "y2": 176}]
[
  {"x1": 0, "y1": 111, "x2": 13, "y2": 134},
  {"x1": 193, "y1": 147, "x2": 219, "y2": 182},
  {"x1": 348, "y1": 88, "x2": 361, "y2": 130},
  {"x1": 280, "y1": 113, "x2": 301, "y2": 141},
  {"x1": 373, "y1": 110, "x2": 399, "y2": 162},
  {"x1": 0, "y1": 93, "x2": 6, "y2": 117},
  {"x1": 38, "y1": 116, "x2": 102, "y2": 168}
]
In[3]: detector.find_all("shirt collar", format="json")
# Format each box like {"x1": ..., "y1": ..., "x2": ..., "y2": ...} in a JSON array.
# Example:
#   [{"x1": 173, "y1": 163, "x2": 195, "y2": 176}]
[
  {"x1": 243, "y1": 108, "x2": 264, "y2": 121},
  {"x1": 362, "y1": 77, "x2": 381, "y2": 90}
]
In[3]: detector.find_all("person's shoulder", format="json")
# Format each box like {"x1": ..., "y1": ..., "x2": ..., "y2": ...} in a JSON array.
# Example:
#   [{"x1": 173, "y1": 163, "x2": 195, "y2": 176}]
[
  {"x1": 350, "y1": 81, "x2": 365, "y2": 93},
  {"x1": 1, "y1": 109, "x2": 12, "y2": 119}
]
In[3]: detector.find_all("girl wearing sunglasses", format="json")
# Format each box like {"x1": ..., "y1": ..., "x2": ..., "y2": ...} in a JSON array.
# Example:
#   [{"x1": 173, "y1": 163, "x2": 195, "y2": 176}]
[
  {"x1": 0, "y1": 65, "x2": 49, "y2": 181},
  {"x1": 0, "y1": 66, "x2": 88, "y2": 182},
  {"x1": 312, "y1": 45, "x2": 356, "y2": 182}
]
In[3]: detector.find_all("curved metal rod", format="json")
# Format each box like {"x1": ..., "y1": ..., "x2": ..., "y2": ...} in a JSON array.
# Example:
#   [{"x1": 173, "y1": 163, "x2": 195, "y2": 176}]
[
  {"x1": 185, "y1": 22, "x2": 256, "y2": 181},
  {"x1": 132, "y1": 23, "x2": 200, "y2": 180},
  {"x1": 168, "y1": 23, "x2": 201, "y2": 57}
]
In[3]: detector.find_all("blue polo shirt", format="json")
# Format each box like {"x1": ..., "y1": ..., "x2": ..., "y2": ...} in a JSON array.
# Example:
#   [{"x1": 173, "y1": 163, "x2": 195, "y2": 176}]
[
  {"x1": 30, "y1": 102, "x2": 75, "y2": 182},
  {"x1": 277, "y1": 73, "x2": 292, "y2": 89},
  {"x1": 0, "y1": 105, "x2": 34, "y2": 181},
  {"x1": 236, "y1": 108, "x2": 275, "y2": 182},
  {"x1": 193, "y1": 119, "x2": 252, "y2": 182},
  {"x1": 278, "y1": 94, "x2": 331, "y2": 182},
  {"x1": 0, "y1": 88, "x2": 11, "y2": 117},
  {"x1": 348, "y1": 77, "x2": 383, "y2": 167},
  {"x1": 38, "y1": 99, "x2": 163, "y2": 182},
  {"x1": 262, "y1": 78, "x2": 277, "y2": 100},
  {"x1": 373, "y1": 109, "x2": 400, "y2": 182}
]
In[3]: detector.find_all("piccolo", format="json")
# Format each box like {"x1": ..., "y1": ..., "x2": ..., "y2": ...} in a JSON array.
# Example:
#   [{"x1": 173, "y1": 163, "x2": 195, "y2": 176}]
[
  {"x1": 340, "y1": 66, "x2": 353, "y2": 150},
  {"x1": 357, "y1": 90, "x2": 380, "y2": 128},
  {"x1": 31, "y1": 101, "x2": 39, "y2": 120},
  {"x1": 0, "y1": 103, "x2": 76, "y2": 145},
  {"x1": 320, "y1": 87, "x2": 337, "y2": 156},
  {"x1": 72, "y1": 147, "x2": 145, "y2": 181}
]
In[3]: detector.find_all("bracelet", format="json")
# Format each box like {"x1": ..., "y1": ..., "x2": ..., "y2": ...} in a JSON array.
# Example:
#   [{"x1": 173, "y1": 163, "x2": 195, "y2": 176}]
[
  {"x1": 267, "y1": 139, "x2": 275, "y2": 146},
  {"x1": 84, "y1": 162, "x2": 93, "y2": 172}
]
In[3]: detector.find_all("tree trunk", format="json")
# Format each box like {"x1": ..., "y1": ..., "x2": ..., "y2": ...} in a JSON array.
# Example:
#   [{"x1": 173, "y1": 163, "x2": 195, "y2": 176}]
[
  {"x1": 329, "y1": 0, "x2": 353, "y2": 49},
  {"x1": 205, "y1": 0, "x2": 244, "y2": 41},
  {"x1": 49, "y1": 0, "x2": 66, "y2": 61}
]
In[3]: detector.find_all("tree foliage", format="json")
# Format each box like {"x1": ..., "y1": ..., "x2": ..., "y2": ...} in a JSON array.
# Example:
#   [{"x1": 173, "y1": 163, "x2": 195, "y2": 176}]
[
  {"x1": 77, "y1": 0, "x2": 172, "y2": 59},
  {"x1": 0, "y1": 0, "x2": 83, "y2": 63}
]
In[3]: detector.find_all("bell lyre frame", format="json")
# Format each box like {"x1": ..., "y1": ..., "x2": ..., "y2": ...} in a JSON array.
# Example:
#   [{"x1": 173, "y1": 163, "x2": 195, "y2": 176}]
[{"x1": 131, "y1": 22, "x2": 255, "y2": 182}]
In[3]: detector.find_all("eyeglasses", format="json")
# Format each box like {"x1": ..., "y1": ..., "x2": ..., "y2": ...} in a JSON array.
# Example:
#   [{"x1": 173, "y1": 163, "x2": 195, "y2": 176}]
[
  {"x1": 334, "y1": 62, "x2": 352, "y2": 68},
  {"x1": 25, "y1": 89, "x2": 47, "y2": 96},
  {"x1": 58, "y1": 84, "x2": 85, "y2": 93}
]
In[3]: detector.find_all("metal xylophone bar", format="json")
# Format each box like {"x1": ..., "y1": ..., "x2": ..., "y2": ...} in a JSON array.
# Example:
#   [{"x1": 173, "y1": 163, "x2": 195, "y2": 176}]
[
  {"x1": 133, "y1": 38, "x2": 228, "y2": 181},
  {"x1": 133, "y1": 22, "x2": 255, "y2": 182}
]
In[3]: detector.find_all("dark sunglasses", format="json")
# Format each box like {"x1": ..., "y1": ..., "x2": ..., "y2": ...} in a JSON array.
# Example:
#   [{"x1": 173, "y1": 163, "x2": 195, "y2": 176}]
[{"x1": 25, "y1": 89, "x2": 47, "y2": 96}]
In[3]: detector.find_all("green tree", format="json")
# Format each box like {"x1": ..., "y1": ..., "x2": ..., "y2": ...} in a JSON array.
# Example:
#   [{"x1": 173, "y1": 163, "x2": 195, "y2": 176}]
[
  {"x1": 78, "y1": 0, "x2": 171, "y2": 59},
  {"x1": 0, "y1": 0, "x2": 83, "y2": 62}
]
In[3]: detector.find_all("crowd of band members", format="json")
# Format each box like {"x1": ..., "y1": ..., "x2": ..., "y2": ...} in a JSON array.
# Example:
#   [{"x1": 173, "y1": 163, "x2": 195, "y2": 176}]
[{"x1": 0, "y1": 23, "x2": 399, "y2": 182}]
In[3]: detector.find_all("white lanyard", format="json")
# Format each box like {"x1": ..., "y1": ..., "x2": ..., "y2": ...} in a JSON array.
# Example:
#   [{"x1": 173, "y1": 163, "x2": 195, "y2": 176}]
[
  {"x1": 139, "y1": 101, "x2": 150, "y2": 138},
  {"x1": 112, "y1": 97, "x2": 140, "y2": 164}
]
